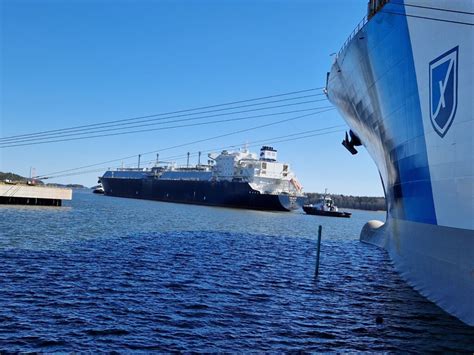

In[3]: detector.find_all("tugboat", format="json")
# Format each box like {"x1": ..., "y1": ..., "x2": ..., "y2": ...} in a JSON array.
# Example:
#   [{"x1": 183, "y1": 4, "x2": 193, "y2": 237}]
[
  {"x1": 303, "y1": 191, "x2": 351, "y2": 218},
  {"x1": 92, "y1": 183, "x2": 104, "y2": 194}
]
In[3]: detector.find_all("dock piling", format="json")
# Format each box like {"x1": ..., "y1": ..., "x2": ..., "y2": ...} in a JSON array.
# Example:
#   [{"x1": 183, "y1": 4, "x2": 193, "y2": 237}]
[{"x1": 315, "y1": 225, "x2": 322, "y2": 278}]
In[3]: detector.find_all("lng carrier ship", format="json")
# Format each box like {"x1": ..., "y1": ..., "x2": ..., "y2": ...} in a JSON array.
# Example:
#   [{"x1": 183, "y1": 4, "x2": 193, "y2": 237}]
[
  {"x1": 100, "y1": 146, "x2": 305, "y2": 211},
  {"x1": 327, "y1": 0, "x2": 473, "y2": 325}
]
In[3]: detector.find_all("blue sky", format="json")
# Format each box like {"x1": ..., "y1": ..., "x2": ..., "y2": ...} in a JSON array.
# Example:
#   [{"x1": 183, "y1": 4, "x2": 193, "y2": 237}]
[{"x1": 0, "y1": 0, "x2": 383, "y2": 196}]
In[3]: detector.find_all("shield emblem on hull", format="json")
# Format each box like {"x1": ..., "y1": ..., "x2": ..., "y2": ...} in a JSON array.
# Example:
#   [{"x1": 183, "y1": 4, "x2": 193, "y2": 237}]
[{"x1": 429, "y1": 46, "x2": 458, "y2": 138}]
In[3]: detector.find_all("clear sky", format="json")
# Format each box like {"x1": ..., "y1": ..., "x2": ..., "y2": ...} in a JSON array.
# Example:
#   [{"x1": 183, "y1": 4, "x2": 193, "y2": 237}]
[{"x1": 0, "y1": 0, "x2": 384, "y2": 196}]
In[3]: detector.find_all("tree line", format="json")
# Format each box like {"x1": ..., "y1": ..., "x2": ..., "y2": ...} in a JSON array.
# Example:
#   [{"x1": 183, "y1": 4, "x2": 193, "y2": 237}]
[
  {"x1": 306, "y1": 192, "x2": 386, "y2": 211},
  {"x1": 0, "y1": 171, "x2": 40, "y2": 184},
  {"x1": 0, "y1": 172, "x2": 85, "y2": 188}
]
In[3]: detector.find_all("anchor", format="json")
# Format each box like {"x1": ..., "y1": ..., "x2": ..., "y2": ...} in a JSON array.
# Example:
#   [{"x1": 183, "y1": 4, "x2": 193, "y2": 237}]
[{"x1": 342, "y1": 130, "x2": 362, "y2": 155}]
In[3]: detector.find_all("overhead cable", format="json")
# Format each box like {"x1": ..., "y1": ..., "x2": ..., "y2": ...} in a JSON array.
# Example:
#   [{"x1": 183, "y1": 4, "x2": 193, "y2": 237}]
[
  {"x1": 36, "y1": 107, "x2": 335, "y2": 178},
  {"x1": 396, "y1": 2, "x2": 474, "y2": 15},
  {"x1": 1, "y1": 88, "x2": 325, "y2": 142},
  {"x1": 42, "y1": 125, "x2": 344, "y2": 179},
  {"x1": 118, "y1": 124, "x2": 347, "y2": 168},
  {"x1": 0, "y1": 100, "x2": 328, "y2": 147},
  {"x1": 380, "y1": 10, "x2": 474, "y2": 26}
]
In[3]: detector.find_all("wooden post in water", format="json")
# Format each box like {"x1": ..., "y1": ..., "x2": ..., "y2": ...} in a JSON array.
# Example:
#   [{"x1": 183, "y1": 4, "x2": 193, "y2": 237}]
[{"x1": 315, "y1": 225, "x2": 322, "y2": 278}]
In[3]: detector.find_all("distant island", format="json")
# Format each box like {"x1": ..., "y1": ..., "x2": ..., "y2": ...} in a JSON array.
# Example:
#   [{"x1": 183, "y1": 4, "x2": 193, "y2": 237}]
[
  {"x1": 0, "y1": 171, "x2": 87, "y2": 189},
  {"x1": 0, "y1": 171, "x2": 41, "y2": 184},
  {"x1": 306, "y1": 193, "x2": 386, "y2": 211},
  {"x1": 45, "y1": 183, "x2": 87, "y2": 189}
]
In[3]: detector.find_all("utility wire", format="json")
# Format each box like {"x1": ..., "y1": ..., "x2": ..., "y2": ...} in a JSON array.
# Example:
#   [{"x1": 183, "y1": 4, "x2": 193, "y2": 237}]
[
  {"x1": 118, "y1": 127, "x2": 346, "y2": 171},
  {"x1": 1, "y1": 103, "x2": 331, "y2": 148},
  {"x1": 38, "y1": 108, "x2": 335, "y2": 178},
  {"x1": 394, "y1": 2, "x2": 474, "y2": 16},
  {"x1": 0, "y1": 94, "x2": 326, "y2": 143},
  {"x1": 42, "y1": 126, "x2": 344, "y2": 180},
  {"x1": 1, "y1": 88, "x2": 325, "y2": 141},
  {"x1": 0, "y1": 100, "x2": 328, "y2": 147},
  {"x1": 121, "y1": 124, "x2": 347, "y2": 167},
  {"x1": 380, "y1": 10, "x2": 474, "y2": 26},
  {"x1": 37, "y1": 107, "x2": 335, "y2": 179}
]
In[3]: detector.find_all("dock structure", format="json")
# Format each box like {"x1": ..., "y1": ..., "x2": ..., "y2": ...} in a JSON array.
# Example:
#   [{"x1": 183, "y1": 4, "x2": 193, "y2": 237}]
[{"x1": 0, "y1": 183, "x2": 72, "y2": 206}]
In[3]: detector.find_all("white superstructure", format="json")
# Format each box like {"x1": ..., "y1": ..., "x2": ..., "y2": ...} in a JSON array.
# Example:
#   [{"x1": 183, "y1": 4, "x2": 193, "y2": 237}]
[{"x1": 210, "y1": 146, "x2": 304, "y2": 196}]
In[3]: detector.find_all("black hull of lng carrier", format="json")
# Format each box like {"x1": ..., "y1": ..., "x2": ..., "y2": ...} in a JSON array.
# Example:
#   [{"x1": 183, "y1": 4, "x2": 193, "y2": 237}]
[
  {"x1": 101, "y1": 178, "x2": 304, "y2": 211},
  {"x1": 100, "y1": 146, "x2": 306, "y2": 212}
]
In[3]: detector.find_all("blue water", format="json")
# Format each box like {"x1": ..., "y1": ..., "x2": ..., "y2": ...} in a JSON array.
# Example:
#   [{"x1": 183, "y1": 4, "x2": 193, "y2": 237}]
[{"x1": 0, "y1": 190, "x2": 473, "y2": 352}]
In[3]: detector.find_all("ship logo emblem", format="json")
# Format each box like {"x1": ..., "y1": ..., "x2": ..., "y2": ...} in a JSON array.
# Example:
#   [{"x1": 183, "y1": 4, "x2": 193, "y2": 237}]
[{"x1": 429, "y1": 46, "x2": 458, "y2": 138}]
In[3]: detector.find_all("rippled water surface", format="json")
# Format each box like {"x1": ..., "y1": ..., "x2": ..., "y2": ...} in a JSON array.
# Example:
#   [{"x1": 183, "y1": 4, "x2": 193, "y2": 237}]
[{"x1": 0, "y1": 190, "x2": 473, "y2": 352}]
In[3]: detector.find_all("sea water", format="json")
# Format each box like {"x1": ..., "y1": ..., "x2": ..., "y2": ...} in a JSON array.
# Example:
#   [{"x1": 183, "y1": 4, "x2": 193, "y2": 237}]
[{"x1": 0, "y1": 190, "x2": 472, "y2": 352}]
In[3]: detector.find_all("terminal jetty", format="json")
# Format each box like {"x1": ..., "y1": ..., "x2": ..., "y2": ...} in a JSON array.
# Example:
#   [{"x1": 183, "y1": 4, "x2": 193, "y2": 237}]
[{"x1": 0, "y1": 181, "x2": 72, "y2": 206}]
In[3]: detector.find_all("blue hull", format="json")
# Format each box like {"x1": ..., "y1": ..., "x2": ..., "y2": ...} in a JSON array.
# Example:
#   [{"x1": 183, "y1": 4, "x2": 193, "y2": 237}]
[{"x1": 327, "y1": 0, "x2": 473, "y2": 325}]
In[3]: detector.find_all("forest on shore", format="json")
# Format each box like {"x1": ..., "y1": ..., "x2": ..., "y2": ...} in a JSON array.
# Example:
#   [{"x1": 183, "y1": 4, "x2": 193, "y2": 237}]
[
  {"x1": 0, "y1": 172, "x2": 85, "y2": 189},
  {"x1": 0, "y1": 172, "x2": 35, "y2": 183},
  {"x1": 306, "y1": 192, "x2": 386, "y2": 211}
]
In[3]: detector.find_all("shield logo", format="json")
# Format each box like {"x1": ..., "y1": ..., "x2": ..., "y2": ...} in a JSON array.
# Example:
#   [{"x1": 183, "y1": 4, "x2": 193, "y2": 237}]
[{"x1": 429, "y1": 46, "x2": 458, "y2": 138}]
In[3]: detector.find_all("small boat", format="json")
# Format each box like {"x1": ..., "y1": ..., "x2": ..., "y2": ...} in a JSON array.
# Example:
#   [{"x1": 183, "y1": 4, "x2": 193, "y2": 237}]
[
  {"x1": 303, "y1": 194, "x2": 351, "y2": 218},
  {"x1": 92, "y1": 184, "x2": 104, "y2": 194}
]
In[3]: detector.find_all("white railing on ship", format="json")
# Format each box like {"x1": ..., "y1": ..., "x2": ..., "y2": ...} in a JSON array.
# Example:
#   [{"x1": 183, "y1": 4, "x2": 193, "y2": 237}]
[
  {"x1": 336, "y1": 16, "x2": 368, "y2": 59},
  {"x1": 336, "y1": 0, "x2": 390, "y2": 59}
]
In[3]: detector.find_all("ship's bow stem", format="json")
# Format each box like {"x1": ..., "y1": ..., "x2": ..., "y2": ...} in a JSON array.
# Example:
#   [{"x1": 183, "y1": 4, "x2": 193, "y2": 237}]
[{"x1": 326, "y1": 0, "x2": 474, "y2": 325}]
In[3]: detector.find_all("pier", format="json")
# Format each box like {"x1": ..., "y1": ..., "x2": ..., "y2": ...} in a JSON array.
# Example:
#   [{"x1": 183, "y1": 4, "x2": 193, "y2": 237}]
[{"x1": 0, "y1": 183, "x2": 72, "y2": 206}]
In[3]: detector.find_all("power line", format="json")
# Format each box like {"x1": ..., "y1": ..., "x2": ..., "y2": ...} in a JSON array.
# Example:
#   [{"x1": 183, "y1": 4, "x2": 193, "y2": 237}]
[
  {"x1": 36, "y1": 107, "x2": 336, "y2": 178},
  {"x1": 42, "y1": 125, "x2": 345, "y2": 180},
  {"x1": 38, "y1": 108, "x2": 335, "y2": 177},
  {"x1": 395, "y1": 2, "x2": 474, "y2": 16},
  {"x1": 1, "y1": 104, "x2": 331, "y2": 148},
  {"x1": 0, "y1": 94, "x2": 326, "y2": 143},
  {"x1": 126, "y1": 124, "x2": 347, "y2": 166},
  {"x1": 123, "y1": 127, "x2": 347, "y2": 171},
  {"x1": 0, "y1": 100, "x2": 328, "y2": 147},
  {"x1": 1, "y1": 88, "x2": 325, "y2": 141},
  {"x1": 380, "y1": 10, "x2": 474, "y2": 26}
]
